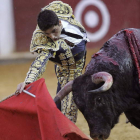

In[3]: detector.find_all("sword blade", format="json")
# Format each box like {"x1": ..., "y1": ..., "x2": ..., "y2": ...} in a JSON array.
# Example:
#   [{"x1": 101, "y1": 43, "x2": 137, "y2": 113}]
[{"x1": 23, "y1": 90, "x2": 36, "y2": 98}]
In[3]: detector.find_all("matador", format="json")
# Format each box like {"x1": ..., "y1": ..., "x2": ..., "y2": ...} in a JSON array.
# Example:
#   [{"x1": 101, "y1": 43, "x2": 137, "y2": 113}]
[{"x1": 17, "y1": 1, "x2": 89, "y2": 123}]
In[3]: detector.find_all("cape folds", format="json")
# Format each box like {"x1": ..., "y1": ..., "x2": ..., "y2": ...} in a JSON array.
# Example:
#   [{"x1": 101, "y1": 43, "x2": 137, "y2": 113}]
[{"x1": 0, "y1": 78, "x2": 90, "y2": 140}]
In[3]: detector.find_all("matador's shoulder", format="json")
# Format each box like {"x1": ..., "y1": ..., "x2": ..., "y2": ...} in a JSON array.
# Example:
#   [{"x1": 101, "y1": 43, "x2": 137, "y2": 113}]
[
  {"x1": 30, "y1": 26, "x2": 60, "y2": 53},
  {"x1": 41, "y1": 1, "x2": 73, "y2": 18}
]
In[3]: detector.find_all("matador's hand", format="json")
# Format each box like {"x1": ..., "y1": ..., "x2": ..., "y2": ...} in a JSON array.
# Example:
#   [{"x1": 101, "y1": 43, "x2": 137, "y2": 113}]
[{"x1": 15, "y1": 82, "x2": 26, "y2": 95}]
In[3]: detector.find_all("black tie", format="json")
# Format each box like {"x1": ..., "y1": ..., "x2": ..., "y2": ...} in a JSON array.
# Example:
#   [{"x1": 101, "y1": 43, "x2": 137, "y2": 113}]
[{"x1": 61, "y1": 28, "x2": 83, "y2": 39}]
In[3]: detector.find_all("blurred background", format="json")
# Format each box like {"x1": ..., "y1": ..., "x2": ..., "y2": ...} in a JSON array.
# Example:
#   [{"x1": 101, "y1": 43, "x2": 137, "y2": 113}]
[
  {"x1": 0, "y1": 0, "x2": 140, "y2": 139},
  {"x1": 1, "y1": 0, "x2": 140, "y2": 55}
]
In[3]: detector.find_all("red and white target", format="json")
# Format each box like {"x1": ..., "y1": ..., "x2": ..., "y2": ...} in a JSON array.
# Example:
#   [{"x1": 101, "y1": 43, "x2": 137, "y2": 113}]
[{"x1": 74, "y1": 0, "x2": 110, "y2": 42}]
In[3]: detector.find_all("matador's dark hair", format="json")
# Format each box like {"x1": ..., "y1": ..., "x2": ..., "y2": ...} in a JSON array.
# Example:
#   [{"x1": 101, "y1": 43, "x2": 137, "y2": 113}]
[{"x1": 37, "y1": 10, "x2": 59, "y2": 31}]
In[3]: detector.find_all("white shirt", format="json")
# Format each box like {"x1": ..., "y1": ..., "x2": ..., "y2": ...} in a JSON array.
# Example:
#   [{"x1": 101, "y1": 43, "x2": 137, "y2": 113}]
[{"x1": 60, "y1": 20, "x2": 89, "y2": 45}]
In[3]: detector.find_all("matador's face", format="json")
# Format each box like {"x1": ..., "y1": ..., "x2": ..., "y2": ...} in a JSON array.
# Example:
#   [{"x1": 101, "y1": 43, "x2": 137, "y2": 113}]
[{"x1": 44, "y1": 20, "x2": 62, "y2": 41}]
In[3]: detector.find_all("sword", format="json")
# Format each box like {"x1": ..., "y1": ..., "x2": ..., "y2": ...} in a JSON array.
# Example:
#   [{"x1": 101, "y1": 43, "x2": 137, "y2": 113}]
[
  {"x1": 23, "y1": 90, "x2": 36, "y2": 98},
  {"x1": 15, "y1": 85, "x2": 36, "y2": 98}
]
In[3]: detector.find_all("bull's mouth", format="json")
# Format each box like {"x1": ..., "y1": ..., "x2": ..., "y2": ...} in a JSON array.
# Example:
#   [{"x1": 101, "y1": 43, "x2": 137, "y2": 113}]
[
  {"x1": 89, "y1": 125, "x2": 110, "y2": 140},
  {"x1": 91, "y1": 134, "x2": 108, "y2": 140},
  {"x1": 93, "y1": 138, "x2": 105, "y2": 140},
  {"x1": 92, "y1": 136, "x2": 105, "y2": 140}
]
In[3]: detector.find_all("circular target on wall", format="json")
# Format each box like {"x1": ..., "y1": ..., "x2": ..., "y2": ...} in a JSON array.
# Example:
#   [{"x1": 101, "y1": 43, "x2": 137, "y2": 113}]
[{"x1": 74, "y1": 0, "x2": 110, "y2": 42}]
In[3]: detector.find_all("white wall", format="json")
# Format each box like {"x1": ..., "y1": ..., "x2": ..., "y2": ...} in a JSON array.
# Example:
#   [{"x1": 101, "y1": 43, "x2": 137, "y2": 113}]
[{"x1": 0, "y1": 0, "x2": 15, "y2": 56}]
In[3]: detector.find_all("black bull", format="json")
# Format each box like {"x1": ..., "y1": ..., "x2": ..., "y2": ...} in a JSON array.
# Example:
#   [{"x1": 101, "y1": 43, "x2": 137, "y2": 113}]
[{"x1": 54, "y1": 28, "x2": 140, "y2": 140}]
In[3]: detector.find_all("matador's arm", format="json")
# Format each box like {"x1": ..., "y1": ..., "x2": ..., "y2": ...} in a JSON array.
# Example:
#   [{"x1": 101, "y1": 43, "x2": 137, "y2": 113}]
[
  {"x1": 24, "y1": 26, "x2": 59, "y2": 84},
  {"x1": 24, "y1": 50, "x2": 53, "y2": 84}
]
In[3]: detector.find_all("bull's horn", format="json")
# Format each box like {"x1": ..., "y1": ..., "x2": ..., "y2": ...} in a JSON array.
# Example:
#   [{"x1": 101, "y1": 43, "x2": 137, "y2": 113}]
[
  {"x1": 54, "y1": 80, "x2": 73, "y2": 105},
  {"x1": 88, "y1": 72, "x2": 113, "y2": 93}
]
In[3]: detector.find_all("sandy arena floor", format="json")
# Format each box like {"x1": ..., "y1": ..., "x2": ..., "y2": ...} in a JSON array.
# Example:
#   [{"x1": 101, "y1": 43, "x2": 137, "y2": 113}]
[{"x1": 0, "y1": 49, "x2": 140, "y2": 140}]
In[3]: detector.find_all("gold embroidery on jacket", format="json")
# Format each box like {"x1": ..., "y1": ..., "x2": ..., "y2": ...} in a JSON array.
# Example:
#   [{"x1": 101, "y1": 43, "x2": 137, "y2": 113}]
[
  {"x1": 68, "y1": 57, "x2": 75, "y2": 65},
  {"x1": 30, "y1": 27, "x2": 60, "y2": 53},
  {"x1": 60, "y1": 41, "x2": 68, "y2": 50},
  {"x1": 24, "y1": 50, "x2": 51, "y2": 83},
  {"x1": 65, "y1": 50, "x2": 72, "y2": 58},
  {"x1": 59, "y1": 53, "x2": 66, "y2": 60},
  {"x1": 42, "y1": 1, "x2": 73, "y2": 17},
  {"x1": 61, "y1": 60, "x2": 68, "y2": 66}
]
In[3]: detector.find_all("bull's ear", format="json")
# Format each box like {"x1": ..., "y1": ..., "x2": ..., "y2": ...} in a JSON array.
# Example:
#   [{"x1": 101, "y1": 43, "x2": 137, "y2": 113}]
[{"x1": 88, "y1": 72, "x2": 113, "y2": 93}]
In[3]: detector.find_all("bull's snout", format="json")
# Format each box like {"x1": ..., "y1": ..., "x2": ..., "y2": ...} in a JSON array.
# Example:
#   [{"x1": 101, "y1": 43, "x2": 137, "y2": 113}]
[
  {"x1": 89, "y1": 123, "x2": 110, "y2": 140},
  {"x1": 90, "y1": 132, "x2": 109, "y2": 140},
  {"x1": 90, "y1": 134, "x2": 105, "y2": 140}
]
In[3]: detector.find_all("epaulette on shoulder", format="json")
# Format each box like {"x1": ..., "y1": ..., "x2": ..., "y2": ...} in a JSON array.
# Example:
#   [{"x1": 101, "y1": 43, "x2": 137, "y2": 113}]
[{"x1": 41, "y1": 1, "x2": 73, "y2": 18}]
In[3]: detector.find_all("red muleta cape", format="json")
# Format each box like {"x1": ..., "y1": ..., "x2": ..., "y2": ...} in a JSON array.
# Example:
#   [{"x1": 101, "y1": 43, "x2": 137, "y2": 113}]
[{"x1": 0, "y1": 78, "x2": 90, "y2": 140}]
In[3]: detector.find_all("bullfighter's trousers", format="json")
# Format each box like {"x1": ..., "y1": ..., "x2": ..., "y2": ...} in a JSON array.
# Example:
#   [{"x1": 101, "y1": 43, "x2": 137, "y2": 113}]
[{"x1": 55, "y1": 40, "x2": 86, "y2": 123}]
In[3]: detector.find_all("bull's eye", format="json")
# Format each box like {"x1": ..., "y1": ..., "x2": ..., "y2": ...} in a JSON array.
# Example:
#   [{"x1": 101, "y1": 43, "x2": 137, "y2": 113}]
[
  {"x1": 96, "y1": 97, "x2": 102, "y2": 106},
  {"x1": 97, "y1": 97, "x2": 101, "y2": 103}
]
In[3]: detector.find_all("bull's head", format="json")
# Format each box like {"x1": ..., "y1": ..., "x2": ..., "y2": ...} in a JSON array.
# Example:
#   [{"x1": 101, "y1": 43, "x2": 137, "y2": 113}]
[{"x1": 54, "y1": 72, "x2": 119, "y2": 140}]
